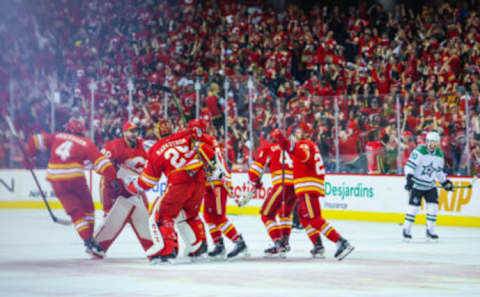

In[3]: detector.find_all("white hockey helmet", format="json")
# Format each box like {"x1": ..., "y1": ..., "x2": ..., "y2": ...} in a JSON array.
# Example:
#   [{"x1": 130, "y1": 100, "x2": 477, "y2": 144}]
[{"x1": 426, "y1": 131, "x2": 440, "y2": 143}]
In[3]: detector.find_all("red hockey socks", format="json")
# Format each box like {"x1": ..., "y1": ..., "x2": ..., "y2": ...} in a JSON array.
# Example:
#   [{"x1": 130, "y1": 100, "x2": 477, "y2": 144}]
[
  {"x1": 299, "y1": 217, "x2": 321, "y2": 244},
  {"x1": 219, "y1": 219, "x2": 240, "y2": 242},
  {"x1": 310, "y1": 217, "x2": 340, "y2": 243},
  {"x1": 261, "y1": 215, "x2": 281, "y2": 242}
]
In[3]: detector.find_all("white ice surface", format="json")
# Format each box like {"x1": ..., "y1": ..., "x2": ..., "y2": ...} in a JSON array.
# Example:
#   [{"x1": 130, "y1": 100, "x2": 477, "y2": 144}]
[{"x1": 0, "y1": 210, "x2": 479, "y2": 297}]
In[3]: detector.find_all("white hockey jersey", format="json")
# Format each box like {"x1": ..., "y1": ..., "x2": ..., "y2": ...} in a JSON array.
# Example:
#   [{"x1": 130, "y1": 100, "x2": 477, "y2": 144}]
[{"x1": 404, "y1": 145, "x2": 447, "y2": 190}]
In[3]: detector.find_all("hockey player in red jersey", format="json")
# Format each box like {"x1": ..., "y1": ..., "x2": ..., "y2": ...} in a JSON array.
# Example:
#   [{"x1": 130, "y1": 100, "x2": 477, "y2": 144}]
[
  {"x1": 127, "y1": 124, "x2": 215, "y2": 263},
  {"x1": 94, "y1": 121, "x2": 153, "y2": 255},
  {"x1": 199, "y1": 123, "x2": 248, "y2": 259},
  {"x1": 248, "y1": 128, "x2": 296, "y2": 257},
  {"x1": 26, "y1": 119, "x2": 121, "y2": 258},
  {"x1": 273, "y1": 120, "x2": 354, "y2": 260},
  {"x1": 99, "y1": 122, "x2": 149, "y2": 214}
]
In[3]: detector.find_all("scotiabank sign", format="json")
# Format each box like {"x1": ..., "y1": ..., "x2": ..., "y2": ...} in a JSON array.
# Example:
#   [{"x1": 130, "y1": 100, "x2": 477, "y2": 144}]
[{"x1": 0, "y1": 170, "x2": 478, "y2": 218}]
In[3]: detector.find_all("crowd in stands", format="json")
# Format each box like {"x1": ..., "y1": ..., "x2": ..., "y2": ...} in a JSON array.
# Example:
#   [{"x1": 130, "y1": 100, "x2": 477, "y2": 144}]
[{"x1": 1, "y1": 0, "x2": 480, "y2": 175}]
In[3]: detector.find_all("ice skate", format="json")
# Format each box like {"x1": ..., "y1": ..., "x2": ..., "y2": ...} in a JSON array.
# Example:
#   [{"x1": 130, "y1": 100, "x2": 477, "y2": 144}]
[
  {"x1": 150, "y1": 248, "x2": 178, "y2": 265},
  {"x1": 334, "y1": 237, "x2": 354, "y2": 261},
  {"x1": 281, "y1": 235, "x2": 291, "y2": 252},
  {"x1": 84, "y1": 237, "x2": 105, "y2": 259},
  {"x1": 264, "y1": 240, "x2": 287, "y2": 258},
  {"x1": 227, "y1": 235, "x2": 249, "y2": 260},
  {"x1": 402, "y1": 229, "x2": 412, "y2": 241},
  {"x1": 208, "y1": 238, "x2": 226, "y2": 259},
  {"x1": 310, "y1": 237, "x2": 325, "y2": 259},
  {"x1": 426, "y1": 229, "x2": 439, "y2": 241},
  {"x1": 188, "y1": 241, "x2": 208, "y2": 262}
]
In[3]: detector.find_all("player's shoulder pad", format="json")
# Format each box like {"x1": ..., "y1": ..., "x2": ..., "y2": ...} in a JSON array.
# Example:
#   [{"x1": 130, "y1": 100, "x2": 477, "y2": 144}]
[{"x1": 416, "y1": 144, "x2": 429, "y2": 155}]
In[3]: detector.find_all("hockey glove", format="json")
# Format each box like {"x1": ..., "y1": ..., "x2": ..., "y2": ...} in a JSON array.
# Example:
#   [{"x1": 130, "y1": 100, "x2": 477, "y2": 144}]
[
  {"x1": 404, "y1": 174, "x2": 414, "y2": 191},
  {"x1": 110, "y1": 179, "x2": 123, "y2": 194},
  {"x1": 442, "y1": 179, "x2": 454, "y2": 192},
  {"x1": 272, "y1": 131, "x2": 291, "y2": 152}
]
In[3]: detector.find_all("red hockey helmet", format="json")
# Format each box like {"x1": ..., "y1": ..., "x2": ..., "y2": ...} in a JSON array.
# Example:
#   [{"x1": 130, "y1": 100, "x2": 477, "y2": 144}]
[
  {"x1": 297, "y1": 120, "x2": 314, "y2": 137},
  {"x1": 187, "y1": 118, "x2": 208, "y2": 132},
  {"x1": 154, "y1": 118, "x2": 172, "y2": 138},
  {"x1": 269, "y1": 128, "x2": 283, "y2": 141},
  {"x1": 65, "y1": 119, "x2": 85, "y2": 134},
  {"x1": 122, "y1": 121, "x2": 138, "y2": 133}
]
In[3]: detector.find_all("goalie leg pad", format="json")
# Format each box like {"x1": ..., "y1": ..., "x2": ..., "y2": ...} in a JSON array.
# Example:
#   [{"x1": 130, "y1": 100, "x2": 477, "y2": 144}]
[
  {"x1": 176, "y1": 214, "x2": 207, "y2": 257},
  {"x1": 128, "y1": 195, "x2": 153, "y2": 251},
  {"x1": 94, "y1": 196, "x2": 135, "y2": 252},
  {"x1": 146, "y1": 217, "x2": 178, "y2": 259}
]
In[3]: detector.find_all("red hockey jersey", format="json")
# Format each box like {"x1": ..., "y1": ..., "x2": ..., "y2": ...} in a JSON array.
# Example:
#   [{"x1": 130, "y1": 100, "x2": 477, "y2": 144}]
[
  {"x1": 102, "y1": 138, "x2": 149, "y2": 175},
  {"x1": 249, "y1": 143, "x2": 294, "y2": 187},
  {"x1": 289, "y1": 139, "x2": 325, "y2": 196},
  {"x1": 137, "y1": 132, "x2": 214, "y2": 190},
  {"x1": 28, "y1": 132, "x2": 116, "y2": 182}
]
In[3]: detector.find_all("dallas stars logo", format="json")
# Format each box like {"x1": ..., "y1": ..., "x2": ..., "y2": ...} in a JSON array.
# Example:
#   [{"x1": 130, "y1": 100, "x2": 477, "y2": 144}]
[{"x1": 421, "y1": 162, "x2": 435, "y2": 177}]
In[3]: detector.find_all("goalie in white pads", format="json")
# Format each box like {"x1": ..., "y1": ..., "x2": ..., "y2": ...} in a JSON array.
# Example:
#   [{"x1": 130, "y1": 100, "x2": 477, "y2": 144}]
[
  {"x1": 402, "y1": 131, "x2": 454, "y2": 240},
  {"x1": 94, "y1": 121, "x2": 155, "y2": 254}
]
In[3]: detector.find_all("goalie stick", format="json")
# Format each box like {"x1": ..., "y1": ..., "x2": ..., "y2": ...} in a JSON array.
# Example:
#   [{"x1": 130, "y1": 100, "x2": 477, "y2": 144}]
[
  {"x1": 238, "y1": 156, "x2": 271, "y2": 208},
  {"x1": 4, "y1": 115, "x2": 71, "y2": 225}
]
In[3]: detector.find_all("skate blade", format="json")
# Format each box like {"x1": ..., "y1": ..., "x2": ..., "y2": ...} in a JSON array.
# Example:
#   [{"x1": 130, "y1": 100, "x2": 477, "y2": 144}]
[
  {"x1": 264, "y1": 252, "x2": 286, "y2": 259},
  {"x1": 150, "y1": 258, "x2": 173, "y2": 265},
  {"x1": 336, "y1": 245, "x2": 354, "y2": 261},
  {"x1": 86, "y1": 248, "x2": 105, "y2": 259},
  {"x1": 426, "y1": 237, "x2": 439, "y2": 243},
  {"x1": 311, "y1": 253, "x2": 326, "y2": 259},
  {"x1": 227, "y1": 250, "x2": 250, "y2": 261},
  {"x1": 188, "y1": 255, "x2": 210, "y2": 263},
  {"x1": 402, "y1": 238, "x2": 412, "y2": 243},
  {"x1": 208, "y1": 254, "x2": 227, "y2": 261}
]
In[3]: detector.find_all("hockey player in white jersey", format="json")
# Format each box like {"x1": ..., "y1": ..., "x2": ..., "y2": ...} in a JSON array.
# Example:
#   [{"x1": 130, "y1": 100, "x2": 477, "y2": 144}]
[{"x1": 402, "y1": 131, "x2": 454, "y2": 240}]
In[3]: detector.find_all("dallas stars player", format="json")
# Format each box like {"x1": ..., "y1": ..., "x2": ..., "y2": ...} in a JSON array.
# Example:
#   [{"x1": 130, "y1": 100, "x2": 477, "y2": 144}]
[{"x1": 402, "y1": 131, "x2": 454, "y2": 240}]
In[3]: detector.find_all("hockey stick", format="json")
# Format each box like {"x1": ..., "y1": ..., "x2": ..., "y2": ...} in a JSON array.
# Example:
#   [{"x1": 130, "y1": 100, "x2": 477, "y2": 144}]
[
  {"x1": 161, "y1": 85, "x2": 241, "y2": 204},
  {"x1": 238, "y1": 156, "x2": 271, "y2": 208},
  {"x1": 436, "y1": 176, "x2": 478, "y2": 189},
  {"x1": 4, "y1": 116, "x2": 71, "y2": 225}
]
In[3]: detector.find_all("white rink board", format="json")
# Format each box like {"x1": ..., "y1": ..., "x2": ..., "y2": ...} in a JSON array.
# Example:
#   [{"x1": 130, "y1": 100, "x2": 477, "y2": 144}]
[{"x1": 0, "y1": 170, "x2": 478, "y2": 218}]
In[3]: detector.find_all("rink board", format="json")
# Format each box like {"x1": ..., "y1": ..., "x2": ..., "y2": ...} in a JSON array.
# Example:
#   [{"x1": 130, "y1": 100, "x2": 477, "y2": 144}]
[{"x1": 0, "y1": 170, "x2": 478, "y2": 227}]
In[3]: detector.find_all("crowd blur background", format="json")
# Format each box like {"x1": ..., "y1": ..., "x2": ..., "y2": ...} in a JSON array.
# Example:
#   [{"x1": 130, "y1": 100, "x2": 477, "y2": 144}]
[{"x1": 0, "y1": 0, "x2": 479, "y2": 175}]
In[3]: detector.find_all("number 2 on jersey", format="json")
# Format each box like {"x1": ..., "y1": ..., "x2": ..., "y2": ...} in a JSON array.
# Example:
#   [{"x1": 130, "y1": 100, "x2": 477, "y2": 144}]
[
  {"x1": 55, "y1": 141, "x2": 73, "y2": 161},
  {"x1": 164, "y1": 146, "x2": 189, "y2": 168},
  {"x1": 314, "y1": 153, "x2": 324, "y2": 175}
]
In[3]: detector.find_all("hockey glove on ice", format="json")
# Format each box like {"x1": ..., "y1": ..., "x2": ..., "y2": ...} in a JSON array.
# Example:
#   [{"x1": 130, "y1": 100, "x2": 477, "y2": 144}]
[
  {"x1": 442, "y1": 179, "x2": 454, "y2": 192},
  {"x1": 404, "y1": 174, "x2": 414, "y2": 191}
]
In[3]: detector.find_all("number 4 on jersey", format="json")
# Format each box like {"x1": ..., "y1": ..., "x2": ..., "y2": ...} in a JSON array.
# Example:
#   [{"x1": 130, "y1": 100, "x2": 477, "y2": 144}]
[
  {"x1": 55, "y1": 141, "x2": 73, "y2": 161},
  {"x1": 279, "y1": 151, "x2": 293, "y2": 168}
]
